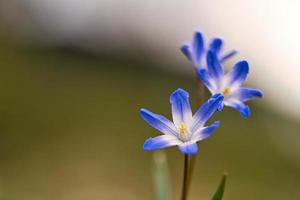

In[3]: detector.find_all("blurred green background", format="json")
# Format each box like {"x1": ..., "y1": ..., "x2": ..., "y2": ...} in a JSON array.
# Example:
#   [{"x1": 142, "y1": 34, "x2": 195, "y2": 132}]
[{"x1": 0, "y1": 25, "x2": 300, "y2": 200}]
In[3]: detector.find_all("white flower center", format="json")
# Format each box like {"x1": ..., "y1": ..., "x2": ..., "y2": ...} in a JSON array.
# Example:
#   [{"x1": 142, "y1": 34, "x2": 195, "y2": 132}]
[
  {"x1": 222, "y1": 87, "x2": 230, "y2": 95},
  {"x1": 178, "y1": 122, "x2": 189, "y2": 141}
]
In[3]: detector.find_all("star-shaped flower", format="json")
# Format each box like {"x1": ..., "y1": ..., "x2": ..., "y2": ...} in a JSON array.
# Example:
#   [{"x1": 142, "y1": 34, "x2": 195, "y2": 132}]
[
  {"x1": 198, "y1": 51, "x2": 263, "y2": 117},
  {"x1": 140, "y1": 88, "x2": 223, "y2": 155},
  {"x1": 181, "y1": 31, "x2": 237, "y2": 69}
]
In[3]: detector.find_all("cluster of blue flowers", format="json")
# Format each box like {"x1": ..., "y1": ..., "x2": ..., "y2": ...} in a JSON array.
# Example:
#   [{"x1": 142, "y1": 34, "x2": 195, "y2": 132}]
[{"x1": 140, "y1": 32, "x2": 263, "y2": 155}]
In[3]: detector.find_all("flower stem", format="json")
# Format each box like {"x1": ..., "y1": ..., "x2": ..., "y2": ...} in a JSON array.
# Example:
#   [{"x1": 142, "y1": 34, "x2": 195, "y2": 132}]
[
  {"x1": 186, "y1": 77, "x2": 205, "y2": 196},
  {"x1": 196, "y1": 76, "x2": 205, "y2": 105},
  {"x1": 181, "y1": 154, "x2": 189, "y2": 200}
]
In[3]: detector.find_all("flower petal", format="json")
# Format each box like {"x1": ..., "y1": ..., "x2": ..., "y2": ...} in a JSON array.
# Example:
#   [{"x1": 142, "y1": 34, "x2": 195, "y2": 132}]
[
  {"x1": 217, "y1": 102, "x2": 224, "y2": 111},
  {"x1": 233, "y1": 87, "x2": 263, "y2": 101},
  {"x1": 225, "y1": 60, "x2": 249, "y2": 87},
  {"x1": 209, "y1": 38, "x2": 223, "y2": 53},
  {"x1": 143, "y1": 135, "x2": 181, "y2": 151},
  {"x1": 180, "y1": 43, "x2": 192, "y2": 61},
  {"x1": 190, "y1": 94, "x2": 223, "y2": 132},
  {"x1": 191, "y1": 121, "x2": 220, "y2": 142},
  {"x1": 220, "y1": 50, "x2": 238, "y2": 63},
  {"x1": 206, "y1": 50, "x2": 224, "y2": 80},
  {"x1": 178, "y1": 142, "x2": 198, "y2": 155},
  {"x1": 140, "y1": 108, "x2": 178, "y2": 136},
  {"x1": 197, "y1": 69, "x2": 215, "y2": 92},
  {"x1": 225, "y1": 100, "x2": 251, "y2": 118},
  {"x1": 170, "y1": 88, "x2": 193, "y2": 127},
  {"x1": 193, "y1": 32, "x2": 204, "y2": 65}
]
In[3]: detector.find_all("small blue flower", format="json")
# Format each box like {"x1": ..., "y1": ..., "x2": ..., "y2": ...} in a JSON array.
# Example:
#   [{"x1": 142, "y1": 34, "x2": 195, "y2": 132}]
[
  {"x1": 198, "y1": 51, "x2": 263, "y2": 117},
  {"x1": 140, "y1": 88, "x2": 223, "y2": 155},
  {"x1": 181, "y1": 31, "x2": 237, "y2": 69}
]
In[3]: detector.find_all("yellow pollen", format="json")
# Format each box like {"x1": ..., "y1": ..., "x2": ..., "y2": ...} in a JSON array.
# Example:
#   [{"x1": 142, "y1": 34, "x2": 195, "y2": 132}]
[
  {"x1": 222, "y1": 87, "x2": 230, "y2": 95},
  {"x1": 179, "y1": 123, "x2": 187, "y2": 135}
]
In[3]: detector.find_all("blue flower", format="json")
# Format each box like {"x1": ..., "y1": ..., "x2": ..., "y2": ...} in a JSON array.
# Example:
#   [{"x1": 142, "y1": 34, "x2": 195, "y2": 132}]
[
  {"x1": 181, "y1": 31, "x2": 237, "y2": 69},
  {"x1": 198, "y1": 51, "x2": 263, "y2": 117},
  {"x1": 140, "y1": 88, "x2": 223, "y2": 155}
]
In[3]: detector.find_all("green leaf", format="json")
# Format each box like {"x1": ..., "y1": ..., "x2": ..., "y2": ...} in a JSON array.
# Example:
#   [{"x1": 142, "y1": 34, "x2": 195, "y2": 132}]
[
  {"x1": 212, "y1": 172, "x2": 228, "y2": 200},
  {"x1": 152, "y1": 151, "x2": 171, "y2": 200}
]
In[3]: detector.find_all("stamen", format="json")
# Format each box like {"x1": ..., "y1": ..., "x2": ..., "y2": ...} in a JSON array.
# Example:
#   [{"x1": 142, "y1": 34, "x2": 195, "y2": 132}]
[
  {"x1": 177, "y1": 122, "x2": 190, "y2": 142},
  {"x1": 179, "y1": 122, "x2": 187, "y2": 134},
  {"x1": 222, "y1": 87, "x2": 230, "y2": 95}
]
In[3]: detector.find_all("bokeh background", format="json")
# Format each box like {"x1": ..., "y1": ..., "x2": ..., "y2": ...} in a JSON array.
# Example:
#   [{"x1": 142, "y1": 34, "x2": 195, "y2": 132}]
[{"x1": 0, "y1": 0, "x2": 300, "y2": 199}]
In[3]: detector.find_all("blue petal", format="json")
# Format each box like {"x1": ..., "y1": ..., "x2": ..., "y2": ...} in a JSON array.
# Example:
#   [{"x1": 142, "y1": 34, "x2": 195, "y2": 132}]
[
  {"x1": 179, "y1": 142, "x2": 198, "y2": 155},
  {"x1": 206, "y1": 50, "x2": 224, "y2": 79},
  {"x1": 227, "y1": 60, "x2": 249, "y2": 86},
  {"x1": 140, "y1": 108, "x2": 178, "y2": 136},
  {"x1": 193, "y1": 32, "x2": 204, "y2": 65},
  {"x1": 143, "y1": 135, "x2": 181, "y2": 151},
  {"x1": 226, "y1": 100, "x2": 251, "y2": 118},
  {"x1": 170, "y1": 88, "x2": 193, "y2": 127},
  {"x1": 209, "y1": 38, "x2": 223, "y2": 53},
  {"x1": 190, "y1": 94, "x2": 224, "y2": 132},
  {"x1": 197, "y1": 69, "x2": 213, "y2": 90},
  {"x1": 180, "y1": 43, "x2": 192, "y2": 61},
  {"x1": 191, "y1": 121, "x2": 220, "y2": 142},
  {"x1": 220, "y1": 50, "x2": 238, "y2": 63},
  {"x1": 236, "y1": 87, "x2": 263, "y2": 101}
]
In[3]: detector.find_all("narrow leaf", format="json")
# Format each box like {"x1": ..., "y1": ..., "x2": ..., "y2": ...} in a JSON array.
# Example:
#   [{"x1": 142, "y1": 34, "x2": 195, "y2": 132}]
[
  {"x1": 212, "y1": 173, "x2": 228, "y2": 200},
  {"x1": 152, "y1": 151, "x2": 171, "y2": 200}
]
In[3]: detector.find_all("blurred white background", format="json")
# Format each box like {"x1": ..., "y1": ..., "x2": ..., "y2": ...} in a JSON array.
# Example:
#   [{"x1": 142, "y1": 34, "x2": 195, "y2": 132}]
[{"x1": 1, "y1": 0, "x2": 300, "y2": 119}]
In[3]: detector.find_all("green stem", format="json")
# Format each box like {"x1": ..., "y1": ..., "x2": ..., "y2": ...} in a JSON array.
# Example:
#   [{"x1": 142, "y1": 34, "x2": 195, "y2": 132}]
[
  {"x1": 186, "y1": 76, "x2": 205, "y2": 196},
  {"x1": 180, "y1": 154, "x2": 189, "y2": 200}
]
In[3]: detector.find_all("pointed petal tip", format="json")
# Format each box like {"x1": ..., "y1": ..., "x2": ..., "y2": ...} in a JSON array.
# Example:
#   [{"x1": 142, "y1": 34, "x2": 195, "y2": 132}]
[
  {"x1": 248, "y1": 89, "x2": 263, "y2": 98},
  {"x1": 193, "y1": 32, "x2": 204, "y2": 65},
  {"x1": 140, "y1": 108, "x2": 146, "y2": 113},
  {"x1": 180, "y1": 43, "x2": 189, "y2": 51},
  {"x1": 143, "y1": 135, "x2": 181, "y2": 151},
  {"x1": 174, "y1": 88, "x2": 188, "y2": 93},
  {"x1": 238, "y1": 60, "x2": 248, "y2": 64},
  {"x1": 236, "y1": 60, "x2": 249, "y2": 71},
  {"x1": 226, "y1": 100, "x2": 252, "y2": 118},
  {"x1": 180, "y1": 43, "x2": 192, "y2": 61},
  {"x1": 213, "y1": 37, "x2": 223, "y2": 43},
  {"x1": 210, "y1": 38, "x2": 223, "y2": 51},
  {"x1": 228, "y1": 60, "x2": 250, "y2": 86},
  {"x1": 236, "y1": 87, "x2": 263, "y2": 101},
  {"x1": 193, "y1": 32, "x2": 204, "y2": 45},
  {"x1": 241, "y1": 106, "x2": 251, "y2": 118},
  {"x1": 139, "y1": 108, "x2": 150, "y2": 117},
  {"x1": 143, "y1": 138, "x2": 153, "y2": 151},
  {"x1": 139, "y1": 108, "x2": 146, "y2": 115},
  {"x1": 170, "y1": 88, "x2": 189, "y2": 102},
  {"x1": 194, "y1": 31, "x2": 203, "y2": 38},
  {"x1": 255, "y1": 89, "x2": 264, "y2": 98}
]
